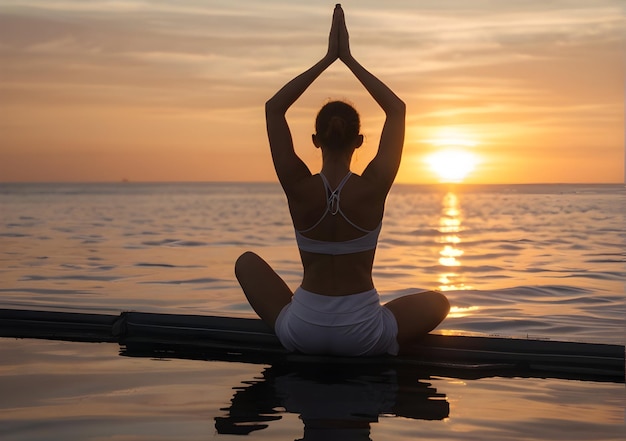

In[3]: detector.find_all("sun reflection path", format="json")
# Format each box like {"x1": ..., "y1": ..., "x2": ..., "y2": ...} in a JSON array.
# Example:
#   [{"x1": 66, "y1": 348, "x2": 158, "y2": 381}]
[{"x1": 437, "y1": 192, "x2": 472, "y2": 291}]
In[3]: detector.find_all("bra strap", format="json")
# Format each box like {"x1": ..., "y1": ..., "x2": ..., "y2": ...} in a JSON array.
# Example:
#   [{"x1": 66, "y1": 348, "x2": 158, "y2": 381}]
[
  {"x1": 321, "y1": 172, "x2": 352, "y2": 215},
  {"x1": 297, "y1": 172, "x2": 353, "y2": 233}
]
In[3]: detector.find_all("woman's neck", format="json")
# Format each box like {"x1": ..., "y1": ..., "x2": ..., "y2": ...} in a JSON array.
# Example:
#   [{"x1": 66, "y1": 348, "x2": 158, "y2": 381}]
[{"x1": 321, "y1": 150, "x2": 353, "y2": 180}]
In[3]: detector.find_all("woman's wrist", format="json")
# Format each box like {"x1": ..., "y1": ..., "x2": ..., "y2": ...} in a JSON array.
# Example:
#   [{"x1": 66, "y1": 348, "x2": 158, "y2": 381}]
[
  {"x1": 322, "y1": 52, "x2": 338, "y2": 66},
  {"x1": 341, "y1": 52, "x2": 357, "y2": 68}
]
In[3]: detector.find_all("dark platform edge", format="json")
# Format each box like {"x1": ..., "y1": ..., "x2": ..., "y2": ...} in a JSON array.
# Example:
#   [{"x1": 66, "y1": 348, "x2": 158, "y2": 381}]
[{"x1": 1, "y1": 308, "x2": 623, "y2": 383}]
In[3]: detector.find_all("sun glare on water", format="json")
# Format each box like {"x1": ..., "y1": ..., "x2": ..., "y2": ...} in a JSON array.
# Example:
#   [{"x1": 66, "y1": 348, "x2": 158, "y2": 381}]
[{"x1": 424, "y1": 129, "x2": 480, "y2": 183}]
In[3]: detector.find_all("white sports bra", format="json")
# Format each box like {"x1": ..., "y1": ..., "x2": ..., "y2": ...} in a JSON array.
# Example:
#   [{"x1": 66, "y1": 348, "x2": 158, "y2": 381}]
[{"x1": 294, "y1": 172, "x2": 382, "y2": 255}]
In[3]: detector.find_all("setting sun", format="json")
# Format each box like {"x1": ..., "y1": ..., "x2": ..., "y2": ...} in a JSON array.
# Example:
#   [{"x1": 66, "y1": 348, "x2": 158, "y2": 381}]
[
  {"x1": 426, "y1": 149, "x2": 478, "y2": 183},
  {"x1": 423, "y1": 128, "x2": 481, "y2": 183}
]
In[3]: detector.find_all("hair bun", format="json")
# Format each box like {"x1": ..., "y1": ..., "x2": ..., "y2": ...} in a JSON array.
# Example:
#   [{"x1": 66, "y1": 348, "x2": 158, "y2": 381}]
[{"x1": 326, "y1": 116, "x2": 346, "y2": 140}]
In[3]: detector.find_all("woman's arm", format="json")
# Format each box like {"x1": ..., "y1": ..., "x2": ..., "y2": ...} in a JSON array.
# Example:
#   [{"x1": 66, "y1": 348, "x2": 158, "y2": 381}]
[
  {"x1": 266, "y1": 7, "x2": 341, "y2": 191},
  {"x1": 337, "y1": 6, "x2": 406, "y2": 192}
]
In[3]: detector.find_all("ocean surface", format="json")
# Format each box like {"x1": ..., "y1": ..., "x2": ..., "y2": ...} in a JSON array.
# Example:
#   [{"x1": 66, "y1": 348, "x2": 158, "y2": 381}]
[{"x1": 1, "y1": 182, "x2": 624, "y2": 440}]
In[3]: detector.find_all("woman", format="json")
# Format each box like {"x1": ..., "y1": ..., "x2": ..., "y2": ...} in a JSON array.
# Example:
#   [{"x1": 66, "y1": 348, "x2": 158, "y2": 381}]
[{"x1": 235, "y1": 4, "x2": 449, "y2": 356}]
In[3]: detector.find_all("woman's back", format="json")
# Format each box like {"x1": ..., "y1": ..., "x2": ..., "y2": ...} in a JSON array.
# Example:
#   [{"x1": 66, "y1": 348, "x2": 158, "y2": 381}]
[
  {"x1": 289, "y1": 172, "x2": 385, "y2": 239},
  {"x1": 287, "y1": 172, "x2": 386, "y2": 296}
]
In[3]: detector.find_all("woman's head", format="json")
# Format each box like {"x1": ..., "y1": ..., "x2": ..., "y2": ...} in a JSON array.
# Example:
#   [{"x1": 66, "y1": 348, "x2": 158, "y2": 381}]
[{"x1": 314, "y1": 101, "x2": 362, "y2": 151}]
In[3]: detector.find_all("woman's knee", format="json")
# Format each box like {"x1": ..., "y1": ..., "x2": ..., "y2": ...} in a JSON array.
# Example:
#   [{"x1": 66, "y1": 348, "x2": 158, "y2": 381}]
[
  {"x1": 234, "y1": 251, "x2": 260, "y2": 279},
  {"x1": 386, "y1": 290, "x2": 450, "y2": 339},
  {"x1": 429, "y1": 291, "x2": 451, "y2": 317},
  {"x1": 417, "y1": 291, "x2": 450, "y2": 324}
]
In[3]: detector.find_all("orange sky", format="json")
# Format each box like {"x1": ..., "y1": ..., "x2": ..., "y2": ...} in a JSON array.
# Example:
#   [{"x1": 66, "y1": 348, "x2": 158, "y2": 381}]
[{"x1": 0, "y1": 0, "x2": 624, "y2": 183}]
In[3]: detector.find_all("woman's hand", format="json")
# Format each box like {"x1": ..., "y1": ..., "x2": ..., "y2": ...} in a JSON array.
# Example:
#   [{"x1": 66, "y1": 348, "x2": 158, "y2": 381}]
[
  {"x1": 336, "y1": 4, "x2": 352, "y2": 62},
  {"x1": 325, "y1": 4, "x2": 342, "y2": 61}
]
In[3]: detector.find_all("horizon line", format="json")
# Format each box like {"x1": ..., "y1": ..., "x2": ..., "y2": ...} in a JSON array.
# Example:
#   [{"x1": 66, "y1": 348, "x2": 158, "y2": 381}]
[{"x1": 0, "y1": 180, "x2": 623, "y2": 186}]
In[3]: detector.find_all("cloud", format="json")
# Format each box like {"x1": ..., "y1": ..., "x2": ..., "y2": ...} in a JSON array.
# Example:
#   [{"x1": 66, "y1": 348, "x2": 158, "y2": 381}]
[{"x1": 0, "y1": 0, "x2": 623, "y2": 182}]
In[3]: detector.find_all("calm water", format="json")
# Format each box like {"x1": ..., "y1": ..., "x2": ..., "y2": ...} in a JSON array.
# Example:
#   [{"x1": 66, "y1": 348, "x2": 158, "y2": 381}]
[{"x1": 0, "y1": 182, "x2": 624, "y2": 440}]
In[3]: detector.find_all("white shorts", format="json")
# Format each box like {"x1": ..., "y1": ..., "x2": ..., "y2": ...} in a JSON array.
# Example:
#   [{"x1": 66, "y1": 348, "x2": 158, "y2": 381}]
[{"x1": 274, "y1": 287, "x2": 399, "y2": 356}]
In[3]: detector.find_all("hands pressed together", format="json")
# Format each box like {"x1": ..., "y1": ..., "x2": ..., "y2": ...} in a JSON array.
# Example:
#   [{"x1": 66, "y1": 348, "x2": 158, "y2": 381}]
[{"x1": 326, "y1": 4, "x2": 352, "y2": 63}]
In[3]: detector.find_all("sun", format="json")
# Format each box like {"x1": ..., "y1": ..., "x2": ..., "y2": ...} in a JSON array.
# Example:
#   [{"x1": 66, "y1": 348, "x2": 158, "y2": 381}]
[
  {"x1": 424, "y1": 128, "x2": 480, "y2": 183},
  {"x1": 426, "y1": 149, "x2": 478, "y2": 183}
]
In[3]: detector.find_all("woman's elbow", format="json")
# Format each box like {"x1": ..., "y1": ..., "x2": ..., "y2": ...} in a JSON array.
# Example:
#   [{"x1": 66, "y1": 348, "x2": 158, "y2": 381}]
[
  {"x1": 265, "y1": 97, "x2": 286, "y2": 116},
  {"x1": 386, "y1": 99, "x2": 406, "y2": 118},
  {"x1": 265, "y1": 99, "x2": 276, "y2": 114},
  {"x1": 394, "y1": 99, "x2": 406, "y2": 115}
]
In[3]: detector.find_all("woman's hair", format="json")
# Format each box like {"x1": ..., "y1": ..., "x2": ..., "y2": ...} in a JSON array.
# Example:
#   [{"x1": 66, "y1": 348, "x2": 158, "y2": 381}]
[{"x1": 315, "y1": 101, "x2": 360, "y2": 150}]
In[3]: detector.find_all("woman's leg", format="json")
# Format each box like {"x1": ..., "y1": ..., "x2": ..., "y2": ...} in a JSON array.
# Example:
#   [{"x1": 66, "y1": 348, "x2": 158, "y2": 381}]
[
  {"x1": 234, "y1": 251, "x2": 293, "y2": 330},
  {"x1": 384, "y1": 291, "x2": 450, "y2": 350}
]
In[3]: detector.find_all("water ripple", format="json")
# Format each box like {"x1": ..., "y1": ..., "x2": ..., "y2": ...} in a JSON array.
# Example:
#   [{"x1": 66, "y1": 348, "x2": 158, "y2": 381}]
[
  {"x1": 138, "y1": 277, "x2": 224, "y2": 285},
  {"x1": 20, "y1": 274, "x2": 123, "y2": 282}
]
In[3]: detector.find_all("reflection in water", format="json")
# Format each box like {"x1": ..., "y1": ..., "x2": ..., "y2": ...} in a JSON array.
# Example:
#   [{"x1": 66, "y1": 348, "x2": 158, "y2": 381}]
[
  {"x1": 215, "y1": 363, "x2": 449, "y2": 439},
  {"x1": 437, "y1": 191, "x2": 471, "y2": 291}
]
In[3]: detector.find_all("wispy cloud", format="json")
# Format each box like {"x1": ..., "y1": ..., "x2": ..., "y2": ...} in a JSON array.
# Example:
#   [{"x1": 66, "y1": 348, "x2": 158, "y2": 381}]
[{"x1": 0, "y1": 0, "x2": 623, "y2": 182}]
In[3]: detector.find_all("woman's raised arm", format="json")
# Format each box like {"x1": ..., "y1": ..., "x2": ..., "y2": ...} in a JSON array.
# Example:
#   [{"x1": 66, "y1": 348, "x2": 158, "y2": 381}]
[
  {"x1": 337, "y1": 5, "x2": 406, "y2": 192},
  {"x1": 265, "y1": 6, "x2": 341, "y2": 191}
]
